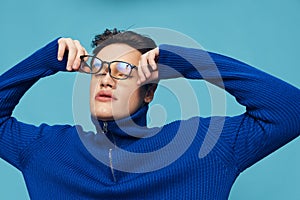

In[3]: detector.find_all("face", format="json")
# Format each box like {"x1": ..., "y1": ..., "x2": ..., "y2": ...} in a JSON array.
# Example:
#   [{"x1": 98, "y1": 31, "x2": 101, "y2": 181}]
[{"x1": 90, "y1": 43, "x2": 151, "y2": 121}]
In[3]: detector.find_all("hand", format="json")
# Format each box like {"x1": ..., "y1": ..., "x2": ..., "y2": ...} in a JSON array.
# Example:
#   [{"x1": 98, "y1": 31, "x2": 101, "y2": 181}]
[
  {"x1": 57, "y1": 38, "x2": 88, "y2": 71},
  {"x1": 137, "y1": 47, "x2": 159, "y2": 85}
]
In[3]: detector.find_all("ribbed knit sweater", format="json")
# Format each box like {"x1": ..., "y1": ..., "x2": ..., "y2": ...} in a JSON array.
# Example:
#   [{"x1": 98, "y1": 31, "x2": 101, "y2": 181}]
[{"x1": 0, "y1": 38, "x2": 299, "y2": 199}]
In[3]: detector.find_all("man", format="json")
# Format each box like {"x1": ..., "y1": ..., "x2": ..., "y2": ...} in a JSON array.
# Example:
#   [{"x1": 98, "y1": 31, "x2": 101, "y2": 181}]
[{"x1": 0, "y1": 28, "x2": 299, "y2": 199}]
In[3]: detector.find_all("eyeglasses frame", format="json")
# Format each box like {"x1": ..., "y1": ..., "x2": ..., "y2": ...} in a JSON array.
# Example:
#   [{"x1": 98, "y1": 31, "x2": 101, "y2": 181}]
[{"x1": 79, "y1": 55, "x2": 138, "y2": 80}]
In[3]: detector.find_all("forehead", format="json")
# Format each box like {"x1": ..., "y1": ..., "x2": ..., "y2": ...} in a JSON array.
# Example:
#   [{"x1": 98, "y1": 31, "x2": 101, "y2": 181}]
[{"x1": 96, "y1": 43, "x2": 141, "y2": 62}]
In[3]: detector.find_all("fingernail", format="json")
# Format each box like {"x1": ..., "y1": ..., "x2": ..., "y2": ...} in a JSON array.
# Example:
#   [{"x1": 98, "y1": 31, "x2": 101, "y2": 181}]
[
  {"x1": 72, "y1": 63, "x2": 77, "y2": 69},
  {"x1": 58, "y1": 57, "x2": 62, "y2": 61}
]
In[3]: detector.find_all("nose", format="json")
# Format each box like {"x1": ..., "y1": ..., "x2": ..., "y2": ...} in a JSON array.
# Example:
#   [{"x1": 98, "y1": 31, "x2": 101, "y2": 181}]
[{"x1": 99, "y1": 67, "x2": 116, "y2": 88}]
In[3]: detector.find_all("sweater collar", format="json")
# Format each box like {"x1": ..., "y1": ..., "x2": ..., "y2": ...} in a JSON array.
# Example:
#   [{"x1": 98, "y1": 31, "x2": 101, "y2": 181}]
[{"x1": 91, "y1": 104, "x2": 149, "y2": 146}]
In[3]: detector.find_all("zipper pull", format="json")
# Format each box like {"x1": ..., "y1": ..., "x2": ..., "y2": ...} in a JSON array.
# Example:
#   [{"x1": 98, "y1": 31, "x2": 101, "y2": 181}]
[
  {"x1": 102, "y1": 122, "x2": 108, "y2": 134},
  {"x1": 109, "y1": 148, "x2": 117, "y2": 182}
]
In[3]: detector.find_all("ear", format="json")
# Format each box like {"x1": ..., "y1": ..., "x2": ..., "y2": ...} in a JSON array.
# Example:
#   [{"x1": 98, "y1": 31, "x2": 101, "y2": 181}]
[{"x1": 144, "y1": 84, "x2": 157, "y2": 103}]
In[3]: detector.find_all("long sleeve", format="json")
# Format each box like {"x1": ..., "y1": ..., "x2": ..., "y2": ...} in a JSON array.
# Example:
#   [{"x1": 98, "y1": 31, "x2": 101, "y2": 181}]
[
  {"x1": 158, "y1": 44, "x2": 300, "y2": 172},
  {"x1": 0, "y1": 38, "x2": 68, "y2": 170}
]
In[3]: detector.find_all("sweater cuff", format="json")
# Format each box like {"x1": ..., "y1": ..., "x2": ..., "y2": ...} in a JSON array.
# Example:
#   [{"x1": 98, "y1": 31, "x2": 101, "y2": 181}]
[
  {"x1": 33, "y1": 37, "x2": 68, "y2": 72},
  {"x1": 158, "y1": 44, "x2": 216, "y2": 80}
]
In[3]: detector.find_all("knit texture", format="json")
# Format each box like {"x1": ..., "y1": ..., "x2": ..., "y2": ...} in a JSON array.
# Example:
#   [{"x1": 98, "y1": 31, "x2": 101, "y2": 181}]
[{"x1": 0, "y1": 39, "x2": 299, "y2": 199}]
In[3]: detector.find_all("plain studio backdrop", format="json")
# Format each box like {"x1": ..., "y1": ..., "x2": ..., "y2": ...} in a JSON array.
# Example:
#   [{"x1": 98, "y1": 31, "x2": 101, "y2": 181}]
[{"x1": 0, "y1": 0, "x2": 300, "y2": 199}]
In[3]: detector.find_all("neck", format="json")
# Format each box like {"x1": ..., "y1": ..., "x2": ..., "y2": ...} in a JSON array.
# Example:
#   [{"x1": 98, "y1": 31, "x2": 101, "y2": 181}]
[{"x1": 90, "y1": 104, "x2": 149, "y2": 146}]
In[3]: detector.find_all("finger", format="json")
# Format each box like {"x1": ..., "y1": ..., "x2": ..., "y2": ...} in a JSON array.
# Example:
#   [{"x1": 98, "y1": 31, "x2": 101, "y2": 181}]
[
  {"x1": 140, "y1": 53, "x2": 152, "y2": 78},
  {"x1": 137, "y1": 60, "x2": 147, "y2": 85},
  {"x1": 76, "y1": 49, "x2": 86, "y2": 70},
  {"x1": 84, "y1": 48, "x2": 88, "y2": 56},
  {"x1": 66, "y1": 40, "x2": 77, "y2": 71},
  {"x1": 72, "y1": 40, "x2": 85, "y2": 71},
  {"x1": 148, "y1": 70, "x2": 159, "y2": 83},
  {"x1": 57, "y1": 39, "x2": 66, "y2": 61},
  {"x1": 147, "y1": 50, "x2": 158, "y2": 71}
]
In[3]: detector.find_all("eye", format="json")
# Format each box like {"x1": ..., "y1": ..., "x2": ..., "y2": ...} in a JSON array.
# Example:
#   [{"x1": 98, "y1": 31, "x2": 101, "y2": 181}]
[
  {"x1": 92, "y1": 59, "x2": 102, "y2": 69},
  {"x1": 95, "y1": 72, "x2": 107, "y2": 77},
  {"x1": 116, "y1": 62, "x2": 131, "y2": 74}
]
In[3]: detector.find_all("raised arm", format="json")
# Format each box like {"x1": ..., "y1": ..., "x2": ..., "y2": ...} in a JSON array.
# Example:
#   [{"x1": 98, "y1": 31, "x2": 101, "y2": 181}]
[
  {"x1": 0, "y1": 38, "x2": 85, "y2": 169},
  {"x1": 139, "y1": 44, "x2": 300, "y2": 172}
]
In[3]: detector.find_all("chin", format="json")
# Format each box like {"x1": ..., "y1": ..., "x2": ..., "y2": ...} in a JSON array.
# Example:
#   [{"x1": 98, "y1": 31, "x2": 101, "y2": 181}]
[
  {"x1": 90, "y1": 103, "x2": 134, "y2": 121},
  {"x1": 90, "y1": 108, "x2": 113, "y2": 121},
  {"x1": 94, "y1": 114, "x2": 114, "y2": 121}
]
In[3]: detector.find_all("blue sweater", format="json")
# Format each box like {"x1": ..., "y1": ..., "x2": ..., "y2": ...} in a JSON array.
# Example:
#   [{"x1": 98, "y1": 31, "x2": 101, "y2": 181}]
[{"x1": 0, "y1": 38, "x2": 299, "y2": 199}]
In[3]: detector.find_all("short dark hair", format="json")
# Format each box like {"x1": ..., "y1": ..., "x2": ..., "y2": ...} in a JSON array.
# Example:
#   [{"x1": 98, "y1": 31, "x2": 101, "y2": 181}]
[{"x1": 92, "y1": 28, "x2": 157, "y2": 55}]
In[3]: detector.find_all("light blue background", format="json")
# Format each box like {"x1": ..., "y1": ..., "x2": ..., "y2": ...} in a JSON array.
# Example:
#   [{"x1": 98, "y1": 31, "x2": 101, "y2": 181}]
[{"x1": 1, "y1": 0, "x2": 300, "y2": 199}]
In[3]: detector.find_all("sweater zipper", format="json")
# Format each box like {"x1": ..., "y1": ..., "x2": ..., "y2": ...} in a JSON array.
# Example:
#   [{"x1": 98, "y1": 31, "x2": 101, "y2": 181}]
[
  {"x1": 102, "y1": 122, "x2": 117, "y2": 182},
  {"x1": 109, "y1": 148, "x2": 117, "y2": 182},
  {"x1": 102, "y1": 122, "x2": 108, "y2": 134}
]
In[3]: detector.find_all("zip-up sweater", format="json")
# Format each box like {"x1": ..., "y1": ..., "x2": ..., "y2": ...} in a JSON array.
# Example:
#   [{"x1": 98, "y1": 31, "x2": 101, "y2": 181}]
[{"x1": 0, "y1": 38, "x2": 299, "y2": 199}]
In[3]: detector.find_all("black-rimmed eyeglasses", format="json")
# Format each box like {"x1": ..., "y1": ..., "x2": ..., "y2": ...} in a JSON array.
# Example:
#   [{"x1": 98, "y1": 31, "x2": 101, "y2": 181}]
[{"x1": 79, "y1": 55, "x2": 137, "y2": 80}]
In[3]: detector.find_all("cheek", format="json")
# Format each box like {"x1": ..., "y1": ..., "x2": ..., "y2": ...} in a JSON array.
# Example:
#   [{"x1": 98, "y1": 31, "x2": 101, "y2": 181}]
[
  {"x1": 117, "y1": 85, "x2": 142, "y2": 107},
  {"x1": 89, "y1": 84, "x2": 94, "y2": 97},
  {"x1": 90, "y1": 77, "x2": 98, "y2": 93},
  {"x1": 130, "y1": 89, "x2": 143, "y2": 103},
  {"x1": 127, "y1": 87, "x2": 144, "y2": 108},
  {"x1": 89, "y1": 79, "x2": 98, "y2": 105}
]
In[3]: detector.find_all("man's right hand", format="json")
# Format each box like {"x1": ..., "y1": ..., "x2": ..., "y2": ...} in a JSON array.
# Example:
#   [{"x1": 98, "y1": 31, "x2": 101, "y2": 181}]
[{"x1": 57, "y1": 38, "x2": 88, "y2": 71}]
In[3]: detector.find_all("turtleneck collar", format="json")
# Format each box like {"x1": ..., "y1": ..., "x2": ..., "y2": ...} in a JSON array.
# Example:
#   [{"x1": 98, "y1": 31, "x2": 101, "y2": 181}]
[{"x1": 91, "y1": 104, "x2": 149, "y2": 147}]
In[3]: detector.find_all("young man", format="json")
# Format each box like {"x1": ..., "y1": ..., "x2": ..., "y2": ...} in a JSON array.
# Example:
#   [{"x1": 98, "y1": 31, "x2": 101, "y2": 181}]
[{"x1": 0, "y1": 29, "x2": 299, "y2": 199}]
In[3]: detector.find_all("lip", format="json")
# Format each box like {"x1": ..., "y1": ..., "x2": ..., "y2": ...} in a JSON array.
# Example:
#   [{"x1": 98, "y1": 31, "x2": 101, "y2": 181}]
[{"x1": 95, "y1": 90, "x2": 117, "y2": 102}]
